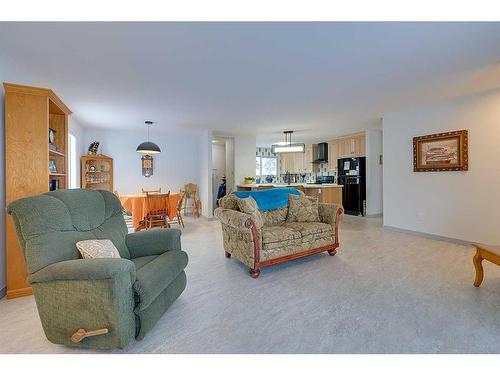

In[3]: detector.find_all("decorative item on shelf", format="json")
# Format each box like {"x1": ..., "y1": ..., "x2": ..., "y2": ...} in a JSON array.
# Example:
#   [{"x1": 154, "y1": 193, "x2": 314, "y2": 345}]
[
  {"x1": 413, "y1": 130, "x2": 468, "y2": 172},
  {"x1": 48, "y1": 159, "x2": 58, "y2": 174},
  {"x1": 48, "y1": 128, "x2": 58, "y2": 151},
  {"x1": 265, "y1": 175, "x2": 274, "y2": 183},
  {"x1": 142, "y1": 155, "x2": 154, "y2": 177},
  {"x1": 137, "y1": 121, "x2": 161, "y2": 154},
  {"x1": 271, "y1": 130, "x2": 305, "y2": 153},
  {"x1": 81, "y1": 154, "x2": 114, "y2": 192},
  {"x1": 87, "y1": 141, "x2": 100, "y2": 155},
  {"x1": 49, "y1": 179, "x2": 59, "y2": 191},
  {"x1": 244, "y1": 177, "x2": 255, "y2": 184}
]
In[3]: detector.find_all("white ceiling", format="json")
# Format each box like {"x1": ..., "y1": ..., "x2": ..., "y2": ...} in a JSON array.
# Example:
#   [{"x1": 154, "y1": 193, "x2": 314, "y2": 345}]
[{"x1": 1, "y1": 22, "x2": 499, "y2": 145}]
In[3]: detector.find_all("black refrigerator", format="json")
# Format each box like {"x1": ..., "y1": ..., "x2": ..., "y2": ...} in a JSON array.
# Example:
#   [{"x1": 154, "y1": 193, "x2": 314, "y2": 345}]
[{"x1": 337, "y1": 157, "x2": 366, "y2": 216}]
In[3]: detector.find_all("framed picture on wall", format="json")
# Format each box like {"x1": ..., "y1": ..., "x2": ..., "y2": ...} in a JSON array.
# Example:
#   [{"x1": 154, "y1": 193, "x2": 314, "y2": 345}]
[{"x1": 413, "y1": 130, "x2": 468, "y2": 172}]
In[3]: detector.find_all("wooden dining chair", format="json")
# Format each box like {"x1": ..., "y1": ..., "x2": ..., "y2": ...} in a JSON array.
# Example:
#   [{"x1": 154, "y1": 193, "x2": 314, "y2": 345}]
[
  {"x1": 142, "y1": 188, "x2": 162, "y2": 194},
  {"x1": 182, "y1": 183, "x2": 201, "y2": 218},
  {"x1": 144, "y1": 191, "x2": 171, "y2": 229},
  {"x1": 167, "y1": 191, "x2": 186, "y2": 228}
]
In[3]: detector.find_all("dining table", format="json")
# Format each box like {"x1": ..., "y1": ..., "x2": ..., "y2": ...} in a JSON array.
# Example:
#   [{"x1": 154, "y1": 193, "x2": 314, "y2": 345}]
[{"x1": 119, "y1": 193, "x2": 181, "y2": 230}]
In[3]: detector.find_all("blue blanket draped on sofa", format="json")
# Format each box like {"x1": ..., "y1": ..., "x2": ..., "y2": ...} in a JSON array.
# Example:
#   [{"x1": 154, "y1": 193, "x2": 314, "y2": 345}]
[{"x1": 233, "y1": 187, "x2": 301, "y2": 211}]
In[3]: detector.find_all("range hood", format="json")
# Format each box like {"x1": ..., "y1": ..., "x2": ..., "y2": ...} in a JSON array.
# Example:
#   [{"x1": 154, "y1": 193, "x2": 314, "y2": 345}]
[{"x1": 313, "y1": 142, "x2": 328, "y2": 163}]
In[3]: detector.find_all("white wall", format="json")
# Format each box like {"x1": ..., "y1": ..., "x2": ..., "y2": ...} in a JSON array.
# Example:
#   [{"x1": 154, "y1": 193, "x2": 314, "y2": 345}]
[
  {"x1": 68, "y1": 117, "x2": 86, "y2": 188},
  {"x1": 234, "y1": 134, "x2": 257, "y2": 186},
  {"x1": 225, "y1": 138, "x2": 235, "y2": 193},
  {"x1": 198, "y1": 130, "x2": 213, "y2": 218},
  {"x1": 84, "y1": 128, "x2": 201, "y2": 195},
  {"x1": 383, "y1": 88, "x2": 500, "y2": 243},
  {"x1": 365, "y1": 128, "x2": 383, "y2": 216}
]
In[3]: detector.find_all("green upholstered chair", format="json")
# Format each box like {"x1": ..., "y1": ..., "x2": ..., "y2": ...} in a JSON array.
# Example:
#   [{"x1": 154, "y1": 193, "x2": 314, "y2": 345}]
[{"x1": 7, "y1": 189, "x2": 188, "y2": 349}]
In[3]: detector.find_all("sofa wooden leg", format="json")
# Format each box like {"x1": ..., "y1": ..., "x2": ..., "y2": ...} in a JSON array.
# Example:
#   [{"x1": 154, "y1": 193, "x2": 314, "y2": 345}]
[
  {"x1": 473, "y1": 250, "x2": 484, "y2": 287},
  {"x1": 249, "y1": 268, "x2": 261, "y2": 278},
  {"x1": 328, "y1": 249, "x2": 337, "y2": 256},
  {"x1": 225, "y1": 251, "x2": 231, "y2": 258}
]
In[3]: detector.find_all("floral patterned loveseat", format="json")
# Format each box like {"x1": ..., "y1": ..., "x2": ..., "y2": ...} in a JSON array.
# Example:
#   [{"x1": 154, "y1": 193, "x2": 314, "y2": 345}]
[{"x1": 214, "y1": 192, "x2": 343, "y2": 278}]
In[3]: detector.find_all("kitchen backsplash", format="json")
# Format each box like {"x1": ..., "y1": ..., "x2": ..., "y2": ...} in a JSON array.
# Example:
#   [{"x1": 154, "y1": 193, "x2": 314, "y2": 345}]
[{"x1": 256, "y1": 147, "x2": 337, "y2": 183}]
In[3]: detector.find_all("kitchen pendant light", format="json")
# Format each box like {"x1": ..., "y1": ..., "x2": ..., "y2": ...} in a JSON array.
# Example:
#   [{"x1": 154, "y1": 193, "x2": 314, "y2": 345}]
[
  {"x1": 136, "y1": 121, "x2": 161, "y2": 154},
  {"x1": 271, "y1": 131, "x2": 305, "y2": 153}
]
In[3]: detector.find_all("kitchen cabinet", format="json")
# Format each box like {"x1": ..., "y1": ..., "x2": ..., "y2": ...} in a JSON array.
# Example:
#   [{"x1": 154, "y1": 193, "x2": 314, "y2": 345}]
[
  {"x1": 280, "y1": 145, "x2": 318, "y2": 174},
  {"x1": 338, "y1": 133, "x2": 366, "y2": 158},
  {"x1": 327, "y1": 140, "x2": 340, "y2": 171},
  {"x1": 326, "y1": 133, "x2": 365, "y2": 170},
  {"x1": 302, "y1": 144, "x2": 317, "y2": 173},
  {"x1": 304, "y1": 186, "x2": 343, "y2": 205},
  {"x1": 280, "y1": 153, "x2": 295, "y2": 173},
  {"x1": 293, "y1": 152, "x2": 304, "y2": 173}
]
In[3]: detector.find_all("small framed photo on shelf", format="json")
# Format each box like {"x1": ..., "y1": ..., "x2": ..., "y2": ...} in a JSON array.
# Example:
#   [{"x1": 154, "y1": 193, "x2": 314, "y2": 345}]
[{"x1": 48, "y1": 159, "x2": 58, "y2": 174}]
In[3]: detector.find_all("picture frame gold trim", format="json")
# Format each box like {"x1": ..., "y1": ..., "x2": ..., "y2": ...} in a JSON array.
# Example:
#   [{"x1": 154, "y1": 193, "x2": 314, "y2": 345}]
[{"x1": 413, "y1": 130, "x2": 468, "y2": 172}]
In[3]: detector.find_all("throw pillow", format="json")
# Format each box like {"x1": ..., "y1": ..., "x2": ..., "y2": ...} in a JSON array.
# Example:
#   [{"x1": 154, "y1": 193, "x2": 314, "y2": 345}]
[
  {"x1": 237, "y1": 196, "x2": 264, "y2": 227},
  {"x1": 76, "y1": 239, "x2": 121, "y2": 259},
  {"x1": 287, "y1": 194, "x2": 320, "y2": 223}
]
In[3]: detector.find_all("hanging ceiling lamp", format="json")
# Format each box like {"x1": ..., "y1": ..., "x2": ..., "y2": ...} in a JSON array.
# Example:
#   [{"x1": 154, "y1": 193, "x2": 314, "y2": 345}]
[
  {"x1": 271, "y1": 131, "x2": 305, "y2": 153},
  {"x1": 136, "y1": 121, "x2": 161, "y2": 154}
]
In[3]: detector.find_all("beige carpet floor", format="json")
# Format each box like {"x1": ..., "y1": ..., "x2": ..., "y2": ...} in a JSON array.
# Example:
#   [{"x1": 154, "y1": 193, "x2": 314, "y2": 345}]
[{"x1": 1, "y1": 215, "x2": 499, "y2": 353}]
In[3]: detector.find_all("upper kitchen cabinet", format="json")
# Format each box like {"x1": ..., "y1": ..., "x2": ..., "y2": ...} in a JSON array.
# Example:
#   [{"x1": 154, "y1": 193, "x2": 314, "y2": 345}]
[
  {"x1": 338, "y1": 133, "x2": 366, "y2": 158},
  {"x1": 302, "y1": 144, "x2": 318, "y2": 173},
  {"x1": 293, "y1": 151, "x2": 304, "y2": 173},
  {"x1": 328, "y1": 140, "x2": 341, "y2": 171},
  {"x1": 279, "y1": 145, "x2": 318, "y2": 174},
  {"x1": 280, "y1": 153, "x2": 295, "y2": 173}
]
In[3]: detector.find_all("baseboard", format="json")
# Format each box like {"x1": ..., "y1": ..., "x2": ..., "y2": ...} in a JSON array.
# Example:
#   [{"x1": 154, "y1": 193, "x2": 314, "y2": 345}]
[
  {"x1": 383, "y1": 225, "x2": 472, "y2": 246},
  {"x1": 6, "y1": 286, "x2": 32, "y2": 299},
  {"x1": 0, "y1": 286, "x2": 6, "y2": 300}
]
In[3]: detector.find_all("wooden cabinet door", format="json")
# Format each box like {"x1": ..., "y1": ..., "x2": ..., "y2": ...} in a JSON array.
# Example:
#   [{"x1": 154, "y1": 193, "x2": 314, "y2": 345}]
[
  {"x1": 305, "y1": 188, "x2": 322, "y2": 201},
  {"x1": 303, "y1": 145, "x2": 313, "y2": 173},
  {"x1": 355, "y1": 134, "x2": 366, "y2": 156},
  {"x1": 280, "y1": 154, "x2": 288, "y2": 173},
  {"x1": 328, "y1": 140, "x2": 339, "y2": 170},
  {"x1": 5, "y1": 92, "x2": 49, "y2": 298},
  {"x1": 339, "y1": 135, "x2": 366, "y2": 157},
  {"x1": 339, "y1": 138, "x2": 351, "y2": 158},
  {"x1": 281, "y1": 154, "x2": 294, "y2": 173},
  {"x1": 294, "y1": 152, "x2": 304, "y2": 173}
]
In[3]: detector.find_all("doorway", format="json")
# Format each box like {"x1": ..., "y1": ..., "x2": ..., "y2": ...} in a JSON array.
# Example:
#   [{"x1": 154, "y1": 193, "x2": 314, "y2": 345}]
[{"x1": 212, "y1": 136, "x2": 235, "y2": 212}]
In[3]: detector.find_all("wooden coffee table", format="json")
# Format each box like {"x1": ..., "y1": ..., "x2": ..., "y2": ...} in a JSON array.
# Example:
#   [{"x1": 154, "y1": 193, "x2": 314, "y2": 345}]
[{"x1": 473, "y1": 243, "x2": 500, "y2": 287}]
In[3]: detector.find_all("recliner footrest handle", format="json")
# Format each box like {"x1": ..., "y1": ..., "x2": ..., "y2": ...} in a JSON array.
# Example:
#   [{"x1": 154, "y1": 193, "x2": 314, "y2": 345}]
[{"x1": 71, "y1": 328, "x2": 109, "y2": 343}]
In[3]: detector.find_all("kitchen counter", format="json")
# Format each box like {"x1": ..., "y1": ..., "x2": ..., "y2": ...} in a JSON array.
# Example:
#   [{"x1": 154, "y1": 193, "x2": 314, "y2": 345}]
[
  {"x1": 237, "y1": 183, "x2": 343, "y2": 189},
  {"x1": 236, "y1": 183, "x2": 343, "y2": 205}
]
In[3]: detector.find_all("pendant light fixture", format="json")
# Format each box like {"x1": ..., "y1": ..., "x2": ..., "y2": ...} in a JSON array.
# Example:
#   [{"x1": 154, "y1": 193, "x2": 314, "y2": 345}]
[
  {"x1": 136, "y1": 121, "x2": 161, "y2": 154},
  {"x1": 271, "y1": 131, "x2": 305, "y2": 153}
]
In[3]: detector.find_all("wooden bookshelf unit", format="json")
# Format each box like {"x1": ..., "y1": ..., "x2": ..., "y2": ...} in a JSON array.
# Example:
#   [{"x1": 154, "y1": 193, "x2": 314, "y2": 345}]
[
  {"x1": 81, "y1": 154, "x2": 114, "y2": 192},
  {"x1": 4, "y1": 82, "x2": 71, "y2": 299}
]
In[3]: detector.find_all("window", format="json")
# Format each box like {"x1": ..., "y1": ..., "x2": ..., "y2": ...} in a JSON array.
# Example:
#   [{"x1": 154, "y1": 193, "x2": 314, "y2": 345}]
[
  {"x1": 256, "y1": 156, "x2": 277, "y2": 176},
  {"x1": 68, "y1": 133, "x2": 78, "y2": 188}
]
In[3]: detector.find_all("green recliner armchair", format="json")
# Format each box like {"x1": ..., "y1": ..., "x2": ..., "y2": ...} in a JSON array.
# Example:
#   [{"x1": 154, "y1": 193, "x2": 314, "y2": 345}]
[{"x1": 7, "y1": 189, "x2": 188, "y2": 349}]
